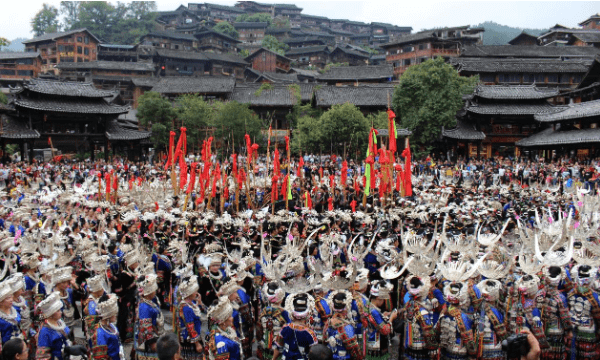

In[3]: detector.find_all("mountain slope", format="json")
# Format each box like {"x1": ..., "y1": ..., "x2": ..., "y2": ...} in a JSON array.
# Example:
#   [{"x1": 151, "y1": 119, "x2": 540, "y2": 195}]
[
  {"x1": 474, "y1": 21, "x2": 546, "y2": 45},
  {"x1": 1, "y1": 38, "x2": 26, "y2": 52}
]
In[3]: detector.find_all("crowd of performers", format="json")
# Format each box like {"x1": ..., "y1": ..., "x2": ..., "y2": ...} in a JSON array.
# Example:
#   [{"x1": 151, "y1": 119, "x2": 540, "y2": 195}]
[{"x1": 0, "y1": 153, "x2": 598, "y2": 360}]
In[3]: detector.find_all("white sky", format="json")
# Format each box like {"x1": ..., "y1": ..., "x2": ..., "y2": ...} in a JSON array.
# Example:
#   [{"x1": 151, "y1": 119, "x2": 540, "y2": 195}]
[{"x1": 1, "y1": 1, "x2": 598, "y2": 40}]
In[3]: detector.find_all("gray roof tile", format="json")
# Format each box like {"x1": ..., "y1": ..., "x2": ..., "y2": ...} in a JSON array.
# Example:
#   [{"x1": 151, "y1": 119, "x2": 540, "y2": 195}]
[
  {"x1": 318, "y1": 65, "x2": 393, "y2": 81},
  {"x1": 57, "y1": 61, "x2": 155, "y2": 72},
  {"x1": 315, "y1": 85, "x2": 394, "y2": 107},
  {"x1": 14, "y1": 98, "x2": 129, "y2": 114},
  {"x1": 466, "y1": 103, "x2": 557, "y2": 115},
  {"x1": 0, "y1": 52, "x2": 40, "y2": 60},
  {"x1": 105, "y1": 120, "x2": 151, "y2": 141},
  {"x1": 151, "y1": 76, "x2": 236, "y2": 94},
  {"x1": 23, "y1": 28, "x2": 100, "y2": 44},
  {"x1": 516, "y1": 126, "x2": 600, "y2": 146},
  {"x1": 452, "y1": 57, "x2": 592, "y2": 73},
  {"x1": 442, "y1": 119, "x2": 486, "y2": 140},
  {"x1": 534, "y1": 99, "x2": 600, "y2": 122},
  {"x1": 0, "y1": 115, "x2": 39, "y2": 139},
  {"x1": 460, "y1": 45, "x2": 600, "y2": 58},
  {"x1": 474, "y1": 84, "x2": 560, "y2": 100},
  {"x1": 20, "y1": 79, "x2": 116, "y2": 98}
]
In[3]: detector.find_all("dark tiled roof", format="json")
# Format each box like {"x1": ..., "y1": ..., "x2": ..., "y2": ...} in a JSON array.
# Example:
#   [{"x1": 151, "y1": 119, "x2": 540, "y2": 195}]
[
  {"x1": 301, "y1": 14, "x2": 329, "y2": 20},
  {"x1": 0, "y1": 52, "x2": 40, "y2": 60},
  {"x1": 376, "y1": 128, "x2": 413, "y2": 136},
  {"x1": 195, "y1": 29, "x2": 242, "y2": 43},
  {"x1": 371, "y1": 22, "x2": 412, "y2": 32},
  {"x1": 254, "y1": 72, "x2": 299, "y2": 83},
  {"x1": 508, "y1": 32, "x2": 538, "y2": 45},
  {"x1": 318, "y1": 65, "x2": 393, "y2": 81},
  {"x1": 284, "y1": 37, "x2": 325, "y2": 45},
  {"x1": 285, "y1": 45, "x2": 329, "y2": 56},
  {"x1": 466, "y1": 103, "x2": 557, "y2": 115},
  {"x1": 442, "y1": 119, "x2": 485, "y2": 140},
  {"x1": 315, "y1": 85, "x2": 394, "y2": 107},
  {"x1": 460, "y1": 45, "x2": 600, "y2": 58},
  {"x1": 144, "y1": 31, "x2": 198, "y2": 42},
  {"x1": 516, "y1": 127, "x2": 600, "y2": 147},
  {"x1": 379, "y1": 31, "x2": 435, "y2": 48},
  {"x1": 301, "y1": 31, "x2": 335, "y2": 39},
  {"x1": 0, "y1": 115, "x2": 40, "y2": 139},
  {"x1": 233, "y1": 22, "x2": 268, "y2": 29},
  {"x1": 452, "y1": 57, "x2": 592, "y2": 73},
  {"x1": 155, "y1": 49, "x2": 209, "y2": 61},
  {"x1": 571, "y1": 32, "x2": 600, "y2": 44},
  {"x1": 203, "y1": 3, "x2": 245, "y2": 13},
  {"x1": 579, "y1": 14, "x2": 600, "y2": 26},
  {"x1": 14, "y1": 98, "x2": 129, "y2": 114},
  {"x1": 23, "y1": 28, "x2": 100, "y2": 44},
  {"x1": 344, "y1": 20, "x2": 369, "y2": 26},
  {"x1": 57, "y1": 61, "x2": 155, "y2": 72},
  {"x1": 329, "y1": 46, "x2": 369, "y2": 59},
  {"x1": 246, "y1": 47, "x2": 291, "y2": 62},
  {"x1": 534, "y1": 99, "x2": 600, "y2": 122},
  {"x1": 98, "y1": 44, "x2": 136, "y2": 50},
  {"x1": 20, "y1": 79, "x2": 116, "y2": 98},
  {"x1": 266, "y1": 27, "x2": 291, "y2": 34},
  {"x1": 474, "y1": 85, "x2": 560, "y2": 100},
  {"x1": 290, "y1": 67, "x2": 319, "y2": 78},
  {"x1": 105, "y1": 120, "x2": 151, "y2": 141},
  {"x1": 132, "y1": 78, "x2": 160, "y2": 88},
  {"x1": 151, "y1": 76, "x2": 236, "y2": 94},
  {"x1": 204, "y1": 52, "x2": 249, "y2": 65},
  {"x1": 231, "y1": 84, "x2": 300, "y2": 106}
]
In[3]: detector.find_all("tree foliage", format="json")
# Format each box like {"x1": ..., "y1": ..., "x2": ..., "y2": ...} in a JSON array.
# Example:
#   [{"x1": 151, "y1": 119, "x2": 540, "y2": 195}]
[
  {"x1": 0, "y1": 93, "x2": 7, "y2": 105},
  {"x1": 31, "y1": 3, "x2": 60, "y2": 36},
  {"x1": 271, "y1": 16, "x2": 290, "y2": 29},
  {"x1": 175, "y1": 95, "x2": 213, "y2": 152},
  {"x1": 137, "y1": 92, "x2": 177, "y2": 151},
  {"x1": 392, "y1": 57, "x2": 478, "y2": 155},
  {"x1": 213, "y1": 22, "x2": 239, "y2": 39},
  {"x1": 262, "y1": 35, "x2": 289, "y2": 56},
  {"x1": 211, "y1": 101, "x2": 262, "y2": 151},
  {"x1": 235, "y1": 13, "x2": 272, "y2": 25},
  {"x1": 0, "y1": 38, "x2": 10, "y2": 51},
  {"x1": 60, "y1": 1, "x2": 80, "y2": 30},
  {"x1": 292, "y1": 103, "x2": 369, "y2": 157}
]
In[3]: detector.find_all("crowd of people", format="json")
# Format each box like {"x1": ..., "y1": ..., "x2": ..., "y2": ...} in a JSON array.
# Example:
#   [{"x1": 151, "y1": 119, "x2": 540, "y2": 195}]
[{"x1": 0, "y1": 152, "x2": 596, "y2": 360}]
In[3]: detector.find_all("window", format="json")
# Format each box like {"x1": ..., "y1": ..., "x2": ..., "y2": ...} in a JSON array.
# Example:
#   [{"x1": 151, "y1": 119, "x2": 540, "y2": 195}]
[
  {"x1": 572, "y1": 74, "x2": 582, "y2": 83},
  {"x1": 17, "y1": 59, "x2": 33, "y2": 65},
  {"x1": 0, "y1": 70, "x2": 15, "y2": 75},
  {"x1": 77, "y1": 37, "x2": 82, "y2": 42},
  {"x1": 480, "y1": 74, "x2": 496, "y2": 83},
  {"x1": 419, "y1": 44, "x2": 425, "y2": 50},
  {"x1": 84, "y1": 48, "x2": 89, "y2": 56},
  {"x1": 402, "y1": 58, "x2": 411, "y2": 66},
  {"x1": 560, "y1": 74, "x2": 570, "y2": 84},
  {"x1": 84, "y1": 36, "x2": 89, "y2": 44},
  {"x1": 58, "y1": 45, "x2": 64, "y2": 52},
  {"x1": 547, "y1": 74, "x2": 558, "y2": 83},
  {"x1": 522, "y1": 74, "x2": 534, "y2": 83},
  {"x1": 535, "y1": 74, "x2": 545, "y2": 83},
  {"x1": 77, "y1": 46, "x2": 82, "y2": 54}
]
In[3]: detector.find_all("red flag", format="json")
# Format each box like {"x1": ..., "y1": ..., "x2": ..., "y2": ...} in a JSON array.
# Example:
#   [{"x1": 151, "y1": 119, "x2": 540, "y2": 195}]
[
  {"x1": 387, "y1": 109, "x2": 397, "y2": 153},
  {"x1": 180, "y1": 161, "x2": 188, "y2": 189},
  {"x1": 271, "y1": 175, "x2": 279, "y2": 202},
  {"x1": 232, "y1": 154, "x2": 238, "y2": 178},
  {"x1": 174, "y1": 127, "x2": 187, "y2": 165},
  {"x1": 319, "y1": 167, "x2": 323, "y2": 179},
  {"x1": 297, "y1": 157, "x2": 304, "y2": 178},
  {"x1": 402, "y1": 139, "x2": 412, "y2": 197},
  {"x1": 341, "y1": 161, "x2": 348, "y2": 187},
  {"x1": 350, "y1": 200, "x2": 357, "y2": 213},
  {"x1": 329, "y1": 175, "x2": 335, "y2": 190},
  {"x1": 245, "y1": 134, "x2": 252, "y2": 165},
  {"x1": 47, "y1": 137, "x2": 51, "y2": 146},
  {"x1": 284, "y1": 136, "x2": 289, "y2": 152},
  {"x1": 281, "y1": 175, "x2": 288, "y2": 198},
  {"x1": 395, "y1": 164, "x2": 404, "y2": 192},
  {"x1": 273, "y1": 148, "x2": 280, "y2": 176},
  {"x1": 105, "y1": 173, "x2": 111, "y2": 195},
  {"x1": 128, "y1": 177, "x2": 134, "y2": 190},
  {"x1": 327, "y1": 197, "x2": 333, "y2": 211},
  {"x1": 112, "y1": 173, "x2": 118, "y2": 191}
]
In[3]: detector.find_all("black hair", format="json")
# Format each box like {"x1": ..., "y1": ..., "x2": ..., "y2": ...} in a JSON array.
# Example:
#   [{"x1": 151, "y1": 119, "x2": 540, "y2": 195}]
[
  {"x1": 308, "y1": 344, "x2": 333, "y2": 360},
  {"x1": 156, "y1": 333, "x2": 180, "y2": 360},
  {"x1": 1, "y1": 338, "x2": 25, "y2": 360}
]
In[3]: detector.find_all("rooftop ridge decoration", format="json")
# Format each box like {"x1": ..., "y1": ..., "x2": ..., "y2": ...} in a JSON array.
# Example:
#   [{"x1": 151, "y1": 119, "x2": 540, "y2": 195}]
[{"x1": 16, "y1": 79, "x2": 117, "y2": 98}]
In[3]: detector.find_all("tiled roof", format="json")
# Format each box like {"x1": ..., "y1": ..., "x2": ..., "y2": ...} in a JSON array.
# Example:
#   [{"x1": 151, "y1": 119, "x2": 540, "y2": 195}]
[
  {"x1": 231, "y1": 84, "x2": 300, "y2": 106},
  {"x1": 204, "y1": 3, "x2": 245, "y2": 13},
  {"x1": 151, "y1": 76, "x2": 236, "y2": 94},
  {"x1": 571, "y1": 32, "x2": 600, "y2": 44},
  {"x1": 155, "y1": 49, "x2": 209, "y2": 61},
  {"x1": 132, "y1": 78, "x2": 160, "y2": 88},
  {"x1": 14, "y1": 98, "x2": 129, "y2": 114},
  {"x1": 460, "y1": 45, "x2": 600, "y2": 58},
  {"x1": 23, "y1": 28, "x2": 100, "y2": 44},
  {"x1": 0, "y1": 115, "x2": 40, "y2": 139},
  {"x1": 301, "y1": 31, "x2": 335, "y2": 39},
  {"x1": 442, "y1": 119, "x2": 485, "y2": 140},
  {"x1": 329, "y1": 46, "x2": 369, "y2": 59},
  {"x1": 534, "y1": 99, "x2": 600, "y2": 122},
  {"x1": 516, "y1": 127, "x2": 600, "y2": 147},
  {"x1": 318, "y1": 65, "x2": 393, "y2": 81},
  {"x1": 371, "y1": 22, "x2": 412, "y2": 32},
  {"x1": 195, "y1": 29, "x2": 242, "y2": 43},
  {"x1": 144, "y1": 31, "x2": 198, "y2": 42},
  {"x1": 57, "y1": 61, "x2": 155, "y2": 72},
  {"x1": 204, "y1": 52, "x2": 249, "y2": 65},
  {"x1": 266, "y1": 27, "x2": 291, "y2": 34},
  {"x1": 315, "y1": 85, "x2": 394, "y2": 107},
  {"x1": 20, "y1": 79, "x2": 116, "y2": 98},
  {"x1": 253, "y1": 72, "x2": 299, "y2": 83},
  {"x1": 579, "y1": 14, "x2": 600, "y2": 26},
  {"x1": 105, "y1": 120, "x2": 151, "y2": 141},
  {"x1": 285, "y1": 45, "x2": 329, "y2": 56},
  {"x1": 284, "y1": 36, "x2": 326, "y2": 45},
  {"x1": 379, "y1": 31, "x2": 435, "y2": 48},
  {"x1": 98, "y1": 44, "x2": 136, "y2": 50},
  {"x1": 452, "y1": 57, "x2": 592, "y2": 73},
  {"x1": 290, "y1": 67, "x2": 319, "y2": 78},
  {"x1": 376, "y1": 128, "x2": 413, "y2": 137},
  {"x1": 466, "y1": 103, "x2": 557, "y2": 115},
  {"x1": 508, "y1": 32, "x2": 538, "y2": 45},
  {"x1": 246, "y1": 47, "x2": 291, "y2": 62},
  {"x1": 301, "y1": 14, "x2": 329, "y2": 20},
  {"x1": 473, "y1": 85, "x2": 559, "y2": 100},
  {"x1": 0, "y1": 52, "x2": 40, "y2": 60}
]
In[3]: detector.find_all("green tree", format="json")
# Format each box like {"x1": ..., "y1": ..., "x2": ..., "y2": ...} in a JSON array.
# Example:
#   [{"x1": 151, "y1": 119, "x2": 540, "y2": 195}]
[
  {"x1": 60, "y1": 1, "x2": 80, "y2": 30},
  {"x1": 213, "y1": 22, "x2": 239, "y2": 39},
  {"x1": 137, "y1": 92, "x2": 177, "y2": 151},
  {"x1": 291, "y1": 115, "x2": 322, "y2": 155},
  {"x1": 366, "y1": 111, "x2": 390, "y2": 130},
  {"x1": 31, "y1": 3, "x2": 60, "y2": 36},
  {"x1": 262, "y1": 35, "x2": 288, "y2": 56},
  {"x1": 235, "y1": 13, "x2": 272, "y2": 26},
  {"x1": 211, "y1": 101, "x2": 262, "y2": 152},
  {"x1": 271, "y1": 16, "x2": 290, "y2": 29},
  {"x1": 0, "y1": 93, "x2": 7, "y2": 105},
  {"x1": 76, "y1": 1, "x2": 116, "y2": 41},
  {"x1": 176, "y1": 95, "x2": 213, "y2": 153},
  {"x1": 319, "y1": 103, "x2": 369, "y2": 157},
  {"x1": 392, "y1": 56, "x2": 478, "y2": 155},
  {"x1": 0, "y1": 38, "x2": 10, "y2": 51}
]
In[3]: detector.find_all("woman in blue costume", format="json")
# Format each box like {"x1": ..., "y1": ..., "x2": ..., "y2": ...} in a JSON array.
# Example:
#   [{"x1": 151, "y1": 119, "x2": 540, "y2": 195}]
[
  {"x1": 36, "y1": 292, "x2": 71, "y2": 360},
  {"x1": 176, "y1": 276, "x2": 204, "y2": 360},
  {"x1": 365, "y1": 281, "x2": 397, "y2": 360},
  {"x1": 0, "y1": 279, "x2": 22, "y2": 353},
  {"x1": 219, "y1": 276, "x2": 253, "y2": 358},
  {"x1": 207, "y1": 296, "x2": 242, "y2": 360},
  {"x1": 50, "y1": 267, "x2": 77, "y2": 341},
  {"x1": 273, "y1": 292, "x2": 318, "y2": 360},
  {"x1": 91, "y1": 294, "x2": 125, "y2": 360},
  {"x1": 135, "y1": 273, "x2": 165, "y2": 360},
  {"x1": 84, "y1": 275, "x2": 107, "y2": 344},
  {"x1": 324, "y1": 290, "x2": 363, "y2": 360}
]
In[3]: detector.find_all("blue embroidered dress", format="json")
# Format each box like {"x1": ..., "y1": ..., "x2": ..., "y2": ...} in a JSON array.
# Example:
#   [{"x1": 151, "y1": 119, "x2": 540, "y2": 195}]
[
  {"x1": 36, "y1": 320, "x2": 70, "y2": 360},
  {"x1": 275, "y1": 323, "x2": 318, "y2": 360}
]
